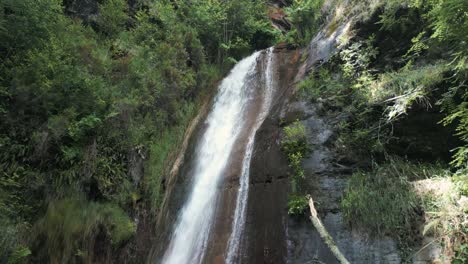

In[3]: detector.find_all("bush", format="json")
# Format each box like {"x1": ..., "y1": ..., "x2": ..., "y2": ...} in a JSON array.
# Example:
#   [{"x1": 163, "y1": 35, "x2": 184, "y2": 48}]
[
  {"x1": 297, "y1": 68, "x2": 347, "y2": 103},
  {"x1": 283, "y1": 0, "x2": 324, "y2": 46},
  {"x1": 281, "y1": 120, "x2": 309, "y2": 192},
  {"x1": 341, "y1": 157, "x2": 442, "y2": 235},
  {"x1": 419, "y1": 170, "x2": 468, "y2": 263},
  {"x1": 281, "y1": 120, "x2": 308, "y2": 156},
  {"x1": 97, "y1": 0, "x2": 129, "y2": 37},
  {"x1": 0, "y1": 219, "x2": 29, "y2": 264},
  {"x1": 34, "y1": 196, "x2": 135, "y2": 263},
  {"x1": 287, "y1": 194, "x2": 309, "y2": 216}
]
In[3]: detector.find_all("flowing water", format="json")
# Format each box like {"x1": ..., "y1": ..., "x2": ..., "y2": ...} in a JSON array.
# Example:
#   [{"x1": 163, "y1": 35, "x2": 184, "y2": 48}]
[
  {"x1": 161, "y1": 49, "x2": 275, "y2": 264},
  {"x1": 225, "y1": 47, "x2": 275, "y2": 263}
]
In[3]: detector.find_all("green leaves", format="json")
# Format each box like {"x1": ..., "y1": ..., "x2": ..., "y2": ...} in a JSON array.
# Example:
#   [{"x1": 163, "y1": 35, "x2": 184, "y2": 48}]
[
  {"x1": 287, "y1": 194, "x2": 309, "y2": 215},
  {"x1": 341, "y1": 158, "x2": 426, "y2": 235},
  {"x1": 0, "y1": 0, "x2": 278, "y2": 261},
  {"x1": 281, "y1": 121, "x2": 309, "y2": 193},
  {"x1": 68, "y1": 114, "x2": 102, "y2": 141},
  {"x1": 284, "y1": 0, "x2": 324, "y2": 46},
  {"x1": 97, "y1": 0, "x2": 129, "y2": 38},
  {"x1": 7, "y1": 246, "x2": 31, "y2": 264},
  {"x1": 177, "y1": 0, "x2": 274, "y2": 63},
  {"x1": 35, "y1": 197, "x2": 135, "y2": 262}
]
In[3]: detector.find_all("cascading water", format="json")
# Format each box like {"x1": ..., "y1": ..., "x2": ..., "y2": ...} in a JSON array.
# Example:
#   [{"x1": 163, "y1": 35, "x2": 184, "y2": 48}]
[
  {"x1": 225, "y1": 47, "x2": 275, "y2": 263},
  {"x1": 161, "y1": 51, "x2": 260, "y2": 264},
  {"x1": 161, "y1": 48, "x2": 275, "y2": 264}
]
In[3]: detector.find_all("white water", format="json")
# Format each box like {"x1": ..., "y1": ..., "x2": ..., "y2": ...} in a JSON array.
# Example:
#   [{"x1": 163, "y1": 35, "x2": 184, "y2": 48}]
[
  {"x1": 225, "y1": 47, "x2": 275, "y2": 263},
  {"x1": 161, "y1": 51, "x2": 261, "y2": 264}
]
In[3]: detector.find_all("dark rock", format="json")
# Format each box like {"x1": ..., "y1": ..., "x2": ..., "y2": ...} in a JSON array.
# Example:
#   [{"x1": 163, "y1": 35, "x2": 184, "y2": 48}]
[
  {"x1": 63, "y1": 0, "x2": 100, "y2": 24},
  {"x1": 387, "y1": 106, "x2": 459, "y2": 163},
  {"x1": 128, "y1": 146, "x2": 147, "y2": 187},
  {"x1": 284, "y1": 98, "x2": 402, "y2": 264}
]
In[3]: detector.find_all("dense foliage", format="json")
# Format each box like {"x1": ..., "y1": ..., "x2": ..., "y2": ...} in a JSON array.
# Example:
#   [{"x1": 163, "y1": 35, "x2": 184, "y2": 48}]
[
  {"x1": 291, "y1": 0, "x2": 467, "y2": 260},
  {"x1": 282, "y1": 0, "x2": 324, "y2": 46},
  {"x1": 0, "y1": 0, "x2": 466, "y2": 262},
  {"x1": 0, "y1": 0, "x2": 276, "y2": 262},
  {"x1": 281, "y1": 120, "x2": 310, "y2": 214}
]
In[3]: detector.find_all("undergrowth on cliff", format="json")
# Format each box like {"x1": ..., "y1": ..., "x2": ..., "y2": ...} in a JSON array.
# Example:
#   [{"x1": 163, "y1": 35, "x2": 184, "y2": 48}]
[
  {"x1": 341, "y1": 157, "x2": 443, "y2": 234},
  {"x1": 418, "y1": 170, "x2": 468, "y2": 263},
  {"x1": 281, "y1": 120, "x2": 311, "y2": 215},
  {"x1": 341, "y1": 157, "x2": 449, "y2": 260},
  {"x1": 295, "y1": 0, "x2": 467, "y2": 261},
  {"x1": 33, "y1": 196, "x2": 135, "y2": 263},
  {"x1": 287, "y1": 194, "x2": 309, "y2": 216},
  {"x1": 281, "y1": 120, "x2": 308, "y2": 193},
  {"x1": 282, "y1": 0, "x2": 324, "y2": 46}
]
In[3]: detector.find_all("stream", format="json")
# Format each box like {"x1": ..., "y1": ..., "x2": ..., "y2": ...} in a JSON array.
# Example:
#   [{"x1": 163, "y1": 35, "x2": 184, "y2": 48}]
[{"x1": 161, "y1": 48, "x2": 275, "y2": 264}]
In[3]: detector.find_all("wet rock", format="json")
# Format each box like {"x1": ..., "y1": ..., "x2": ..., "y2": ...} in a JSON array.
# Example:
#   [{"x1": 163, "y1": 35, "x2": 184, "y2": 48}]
[
  {"x1": 283, "y1": 98, "x2": 402, "y2": 264},
  {"x1": 268, "y1": 6, "x2": 292, "y2": 34},
  {"x1": 240, "y1": 48, "x2": 303, "y2": 264},
  {"x1": 128, "y1": 146, "x2": 147, "y2": 187},
  {"x1": 412, "y1": 237, "x2": 444, "y2": 264},
  {"x1": 63, "y1": 0, "x2": 99, "y2": 23},
  {"x1": 147, "y1": 98, "x2": 213, "y2": 262},
  {"x1": 387, "y1": 106, "x2": 459, "y2": 163},
  {"x1": 287, "y1": 214, "x2": 401, "y2": 264}
]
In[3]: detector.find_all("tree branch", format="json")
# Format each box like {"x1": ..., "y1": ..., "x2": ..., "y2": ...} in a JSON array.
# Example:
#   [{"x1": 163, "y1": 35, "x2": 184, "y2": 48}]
[{"x1": 308, "y1": 195, "x2": 351, "y2": 264}]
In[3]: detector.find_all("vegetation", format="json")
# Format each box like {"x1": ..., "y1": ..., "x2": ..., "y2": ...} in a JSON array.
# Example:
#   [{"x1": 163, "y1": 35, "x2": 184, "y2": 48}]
[
  {"x1": 283, "y1": 0, "x2": 324, "y2": 46},
  {"x1": 34, "y1": 196, "x2": 135, "y2": 263},
  {"x1": 281, "y1": 120, "x2": 308, "y2": 193},
  {"x1": 291, "y1": 0, "x2": 467, "y2": 261},
  {"x1": 287, "y1": 194, "x2": 309, "y2": 216},
  {"x1": 0, "y1": 0, "x2": 277, "y2": 261},
  {"x1": 0, "y1": 0, "x2": 466, "y2": 262},
  {"x1": 419, "y1": 171, "x2": 468, "y2": 263},
  {"x1": 341, "y1": 157, "x2": 443, "y2": 239},
  {"x1": 281, "y1": 120, "x2": 310, "y2": 214}
]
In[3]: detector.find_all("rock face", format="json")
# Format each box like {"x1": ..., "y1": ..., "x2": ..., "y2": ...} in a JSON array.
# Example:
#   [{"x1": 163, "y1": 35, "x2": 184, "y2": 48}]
[
  {"x1": 148, "y1": 49, "x2": 299, "y2": 263},
  {"x1": 63, "y1": 0, "x2": 99, "y2": 24},
  {"x1": 239, "y1": 46, "x2": 303, "y2": 264},
  {"x1": 147, "y1": 99, "x2": 213, "y2": 263},
  {"x1": 148, "y1": 10, "x2": 451, "y2": 263},
  {"x1": 281, "y1": 101, "x2": 401, "y2": 264},
  {"x1": 388, "y1": 105, "x2": 460, "y2": 162},
  {"x1": 244, "y1": 14, "x2": 404, "y2": 264}
]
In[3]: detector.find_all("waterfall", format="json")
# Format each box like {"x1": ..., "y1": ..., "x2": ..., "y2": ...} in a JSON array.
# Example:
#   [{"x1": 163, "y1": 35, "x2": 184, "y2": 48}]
[
  {"x1": 161, "y1": 51, "x2": 262, "y2": 264},
  {"x1": 225, "y1": 47, "x2": 275, "y2": 263}
]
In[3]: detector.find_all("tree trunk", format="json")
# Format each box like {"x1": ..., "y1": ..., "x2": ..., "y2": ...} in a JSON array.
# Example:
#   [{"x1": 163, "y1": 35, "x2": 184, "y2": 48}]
[{"x1": 308, "y1": 196, "x2": 351, "y2": 264}]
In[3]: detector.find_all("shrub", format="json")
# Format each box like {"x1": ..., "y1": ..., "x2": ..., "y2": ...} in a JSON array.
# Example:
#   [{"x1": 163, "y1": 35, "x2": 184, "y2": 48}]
[
  {"x1": 0, "y1": 218, "x2": 29, "y2": 264},
  {"x1": 34, "y1": 196, "x2": 135, "y2": 263},
  {"x1": 297, "y1": 67, "x2": 347, "y2": 103},
  {"x1": 281, "y1": 121, "x2": 310, "y2": 189},
  {"x1": 281, "y1": 120, "x2": 309, "y2": 194},
  {"x1": 8, "y1": 246, "x2": 31, "y2": 264},
  {"x1": 341, "y1": 157, "x2": 443, "y2": 235},
  {"x1": 284, "y1": 0, "x2": 324, "y2": 46},
  {"x1": 419, "y1": 170, "x2": 468, "y2": 263},
  {"x1": 97, "y1": 0, "x2": 129, "y2": 37},
  {"x1": 287, "y1": 194, "x2": 309, "y2": 216},
  {"x1": 281, "y1": 120, "x2": 308, "y2": 156}
]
